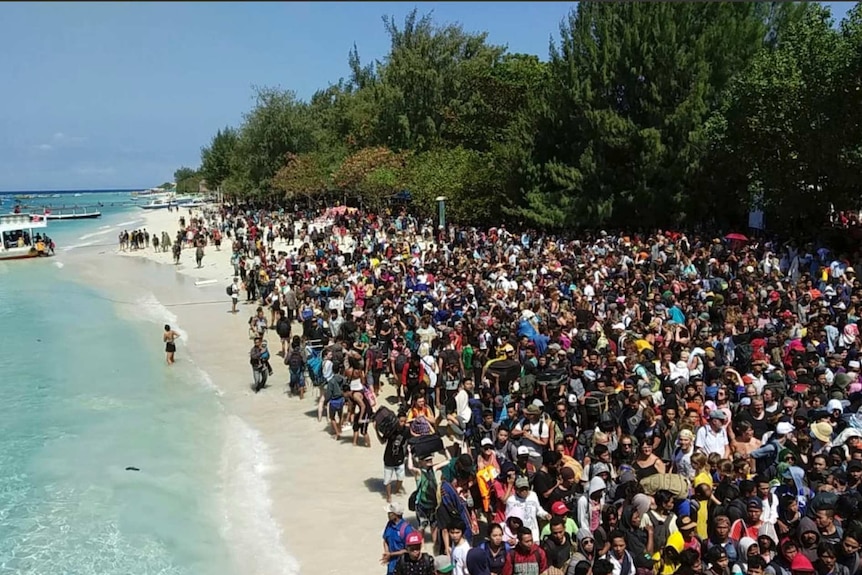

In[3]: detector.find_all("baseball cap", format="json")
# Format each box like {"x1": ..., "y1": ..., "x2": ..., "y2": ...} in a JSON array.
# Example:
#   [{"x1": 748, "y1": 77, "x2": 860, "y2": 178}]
[
  {"x1": 747, "y1": 498, "x2": 763, "y2": 509},
  {"x1": 515, "y1": 476, "x2": 530, "y2": 489},
  {"x1": 481, "y1": 437, "x2": 493, "y2": 447},
  {"x1": 384, "y1": 502, "x2": 404, "y2": 515},
  {"x1": 678, "y1": 515, "x2": 698, "y2": 531},
  {"x1": 434, "y1": 555, "x2": 454, "y2": 573},
  {"x1": 551, "y1": 501, "x2": 570, "y2": 515},
  {"x1": 848, "y1": 460, "x2": 862, "y2": 472},
  {"x1": 709, "y1": 409, "x2": 727, "y2": 420},
  {"x1": 517, "y1": 446, "x2": 530, "y2": 456},
  {"x1": 775, "y1": 422, "x2": 795, "y2": 435},
  {"x1": 406, "y1": 531, "x2": 423, "y2": 546}
]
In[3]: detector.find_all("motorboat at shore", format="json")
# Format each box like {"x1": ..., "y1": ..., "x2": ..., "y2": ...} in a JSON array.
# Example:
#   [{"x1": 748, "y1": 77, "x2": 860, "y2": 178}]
[
  {"x1": 0, "y1": 214, "x2": 54, "y2": 260},
  {"x1": 43, "y1": 207, "x2": 101, "y2": 220},
  {"x1": 139, "y1": 197, "x2": 175, "y2": 210}
]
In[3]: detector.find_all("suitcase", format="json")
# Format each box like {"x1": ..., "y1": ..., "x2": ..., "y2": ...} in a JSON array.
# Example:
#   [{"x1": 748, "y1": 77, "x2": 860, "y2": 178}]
[{"x1": 408, "y1": 433, "x2": 445, "y2": 459}]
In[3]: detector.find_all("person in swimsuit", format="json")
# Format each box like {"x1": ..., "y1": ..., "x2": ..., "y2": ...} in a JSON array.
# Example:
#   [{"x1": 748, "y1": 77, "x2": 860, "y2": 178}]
[
  {"x1": 163, "y1": 324, "x2": 180, "y2": 365},
  {"x1": 633, "y1": 439, "x2": 665, "y2": 480},
  {"x1": 345, "y1": 352, "x2": 372, "y2": 447}
]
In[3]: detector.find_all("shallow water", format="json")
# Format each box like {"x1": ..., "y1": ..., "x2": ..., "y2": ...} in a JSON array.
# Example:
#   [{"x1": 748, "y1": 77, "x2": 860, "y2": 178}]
[{"x1": 0, "y1": 197, "x2": 236, "y2": 575}]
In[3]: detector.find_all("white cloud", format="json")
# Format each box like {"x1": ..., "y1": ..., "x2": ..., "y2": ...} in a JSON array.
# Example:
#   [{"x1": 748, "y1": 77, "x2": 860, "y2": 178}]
[
  {"x1": 34, "y1": 132, "x2": 87, "y2": 151},
  {"x1": 73, "y1": 166, "x2": 116, "y2": 176},
  {"x1": 52, "y1": 132, "x2": 87, "y2": 144}
]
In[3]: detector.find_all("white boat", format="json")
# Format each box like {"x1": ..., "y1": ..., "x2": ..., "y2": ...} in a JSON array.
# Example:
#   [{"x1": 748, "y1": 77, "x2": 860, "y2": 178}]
[
  {"x1": 139, "y1": 197, "x2": 175, "y2": 210},
  {"x1": 0, "y1": 213, "x2": 53, "y2": 260},
  {"x1": 43, "y1": 208, "x2": 102, "y2": 220}
]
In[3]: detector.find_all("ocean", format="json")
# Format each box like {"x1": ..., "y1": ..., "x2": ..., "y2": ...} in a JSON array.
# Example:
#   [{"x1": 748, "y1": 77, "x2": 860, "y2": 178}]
[{"x1": 0, "y1": 191, "x2": 285, "y2": 575}]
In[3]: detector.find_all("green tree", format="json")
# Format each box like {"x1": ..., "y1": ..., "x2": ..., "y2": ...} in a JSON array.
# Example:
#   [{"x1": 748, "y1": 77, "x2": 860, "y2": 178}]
[
  {"x1": 406, "y1": 147, "x2": 496, "y2": 223},
  {"x1": 332, "y1": 146, "x2": 409, "y2": 208},
  {"x1": 199, "y1": 127, "x2": 239, "y2": 191},
  {"x1": 713, "y1": 3, "x2": 847, "y2": 233},
  {"x1": 521, "y1": 2, "x2": 771, "y2": 229},
  {"x1": 272, "y1": 152, "x2": 331, "y2": 204},
  {"x1": 369, "y1": 9, "x2": 506, "y2": 151},
  {"x1": 231, "y1": 87, "x2": 316, "y2": 196}
]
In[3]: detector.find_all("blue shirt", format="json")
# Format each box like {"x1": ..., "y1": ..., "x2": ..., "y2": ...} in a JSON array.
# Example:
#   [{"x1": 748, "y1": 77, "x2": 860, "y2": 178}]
[{"x1": 383, "y1": 519, "x2": 413, "y2": 574}]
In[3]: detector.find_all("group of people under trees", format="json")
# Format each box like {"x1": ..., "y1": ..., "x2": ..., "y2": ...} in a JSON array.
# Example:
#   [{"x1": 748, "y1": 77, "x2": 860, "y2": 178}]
[{"x1": 176, "y1": 198, "x2": 862, "y2": 575}]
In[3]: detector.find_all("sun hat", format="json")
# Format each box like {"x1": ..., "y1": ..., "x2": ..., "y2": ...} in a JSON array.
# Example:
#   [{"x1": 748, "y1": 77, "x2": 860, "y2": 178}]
[
  {"x1": 811, "y1": 421, "x2": 834, "y2": 443},
  {"x1": 525, "y1": 404, "x2": 541, "y2": 416}
]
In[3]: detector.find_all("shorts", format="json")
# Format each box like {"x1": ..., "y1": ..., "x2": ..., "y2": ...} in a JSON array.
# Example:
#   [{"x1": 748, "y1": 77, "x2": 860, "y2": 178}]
[{"x1": 383, "y1": 464, "x2": 405, "y2": 485}]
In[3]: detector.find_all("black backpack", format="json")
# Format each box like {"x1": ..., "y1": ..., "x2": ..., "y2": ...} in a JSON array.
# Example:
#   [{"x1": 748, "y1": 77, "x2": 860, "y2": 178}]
[
  {"x1": 286, "y1": 351, "x2": 303, "y2": 372},
  {"x1": 733, "y1": 344, "x2": 753, "y2": 374},
  {"x1": 226, "y1": 285, "x2": 233, "y2": 297},
  {"x1": 276, "y1": 318, "x2": 291, "y2": 339}
]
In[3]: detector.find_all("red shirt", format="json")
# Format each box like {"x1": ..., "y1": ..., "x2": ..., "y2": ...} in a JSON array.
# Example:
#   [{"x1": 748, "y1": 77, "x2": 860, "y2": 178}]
[{"x1": 501, "y1": 545, "x2": 548, "y2": 575}]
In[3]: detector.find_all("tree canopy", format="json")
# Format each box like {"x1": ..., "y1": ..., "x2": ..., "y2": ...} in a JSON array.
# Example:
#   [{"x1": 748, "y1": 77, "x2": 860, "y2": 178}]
[{"x1": 178, "y1": 2, "x2": 862, "y2": 234}]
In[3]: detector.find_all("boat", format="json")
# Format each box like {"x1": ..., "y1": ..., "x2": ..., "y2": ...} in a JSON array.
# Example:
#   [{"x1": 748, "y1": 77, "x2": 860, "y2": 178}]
[
  {"x1": 139, "y1": 197, "x2": 175, "y2": 210},
  {"x1": 43, "y1": 207, "x2": 101, "y2": 220},
  {"x1": 0, "y1": 213, "x2": 53, "y2": 260}
]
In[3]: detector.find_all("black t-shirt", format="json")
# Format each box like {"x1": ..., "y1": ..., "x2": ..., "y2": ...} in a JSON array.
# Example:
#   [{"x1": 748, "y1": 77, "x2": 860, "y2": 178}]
[
  {"x1": 737, "y1": 410, "x2": 772, "y2": 440},
  {"x1": 548, "y1": 484, "x2": 579, "y2": 517},
  {"x1": 384, "y1": 427, "x2": 411, "y2": 467},
  {"x1": 532, "y1": 469, "x2": 557, "y2": 510}
]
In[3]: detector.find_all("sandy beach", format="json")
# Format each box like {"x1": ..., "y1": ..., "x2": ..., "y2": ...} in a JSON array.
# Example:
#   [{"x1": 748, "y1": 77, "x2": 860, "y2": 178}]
[{"x1": 82, "y1": 207, "x2": 398, "y2": 575}]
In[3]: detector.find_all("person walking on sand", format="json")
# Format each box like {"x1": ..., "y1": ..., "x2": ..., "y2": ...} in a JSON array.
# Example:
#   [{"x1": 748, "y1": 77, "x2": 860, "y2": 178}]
[
  {"x1": 163, "y1": 324, "x2": 180, "y2": 365},
  {"x1": 195, "y1": 241, "x2": 204, "y2": 268},
  {"x1": 230, "y1": 277, "x2": 240, "y2": 314}
]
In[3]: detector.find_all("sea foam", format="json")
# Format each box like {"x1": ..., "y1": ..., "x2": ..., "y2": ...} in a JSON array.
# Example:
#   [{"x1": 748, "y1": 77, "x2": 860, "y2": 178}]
[
  {"x1": 125, "y1": 293, "x2": 189, "y2": 343},
  {"x1": 219, "y1": 415, "x2": 300, "y2": 575}
]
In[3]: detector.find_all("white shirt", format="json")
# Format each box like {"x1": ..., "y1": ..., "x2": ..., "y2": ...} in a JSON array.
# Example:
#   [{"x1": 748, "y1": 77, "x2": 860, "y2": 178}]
[
  {"x1": 695, "y1": 424, "x2": 729, "y2": 456},
  {"x1": 451, "y1": 539, "x2": 471, "y2": 575},
  {"x1": 505, "y1": 491, "x2": 549, "y2": 541}
]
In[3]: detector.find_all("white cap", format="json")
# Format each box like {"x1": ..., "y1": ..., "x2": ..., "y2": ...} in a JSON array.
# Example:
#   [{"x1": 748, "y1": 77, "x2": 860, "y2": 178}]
[
  {"x1": 480, "y1": 438, "x2": 493, "y2": 447},
  {"x1": 776, "y1": 422, "x2": 795, "y2": 435},
  {"x1": 531, "y1": 399, "x2": 544, "y2": 408},
  {"x1": 517, "y1": 446, "x2": 530, "y2": 456},
  {"x1": 850, "y1": 361, "x2": 860, "y2": 370}
]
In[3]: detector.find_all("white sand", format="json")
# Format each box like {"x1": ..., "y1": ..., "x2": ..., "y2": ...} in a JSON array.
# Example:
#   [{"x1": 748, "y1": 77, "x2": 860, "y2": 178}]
[{"x1": 110, "y1": 207, "x2": 404, "y2": 575}]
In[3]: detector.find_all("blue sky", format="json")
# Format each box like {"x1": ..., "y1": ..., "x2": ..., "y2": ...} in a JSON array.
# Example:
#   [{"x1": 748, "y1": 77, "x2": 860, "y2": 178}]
[{"x1": 0, "y1": 1, "x2": 854, "y2": 192}]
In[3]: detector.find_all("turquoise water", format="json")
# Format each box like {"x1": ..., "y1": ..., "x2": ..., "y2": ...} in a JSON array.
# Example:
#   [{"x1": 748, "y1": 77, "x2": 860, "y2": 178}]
[{"x1": 0, "y1": 195, "x2": 235, "y2": 575}]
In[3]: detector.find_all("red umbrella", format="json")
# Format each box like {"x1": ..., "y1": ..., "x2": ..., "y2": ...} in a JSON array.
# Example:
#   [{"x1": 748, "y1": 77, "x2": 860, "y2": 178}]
[{"x1": 725, "y1": 233, "x2": 748, "y2": 242}]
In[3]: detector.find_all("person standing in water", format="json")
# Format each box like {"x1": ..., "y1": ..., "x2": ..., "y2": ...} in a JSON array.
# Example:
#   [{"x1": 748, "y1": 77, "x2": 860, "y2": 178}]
[{"x1": 163, "y1": 324, "x2": 180, "y2": 365}]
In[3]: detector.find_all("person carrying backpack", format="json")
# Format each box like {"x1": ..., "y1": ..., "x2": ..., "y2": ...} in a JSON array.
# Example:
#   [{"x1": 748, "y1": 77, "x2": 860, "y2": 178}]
[
  {"x1": 275, "y1": 310, "x2": 292, "y2": 357},
  {"x1": 285, "y1": 336, "x2": 305, "y2": 399}
]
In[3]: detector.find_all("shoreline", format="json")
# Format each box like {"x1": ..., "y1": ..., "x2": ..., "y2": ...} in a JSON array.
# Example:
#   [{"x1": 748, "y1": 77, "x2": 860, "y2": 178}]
[{"x1": 84, "y1": 206, "x2": 394, "y2": 575}]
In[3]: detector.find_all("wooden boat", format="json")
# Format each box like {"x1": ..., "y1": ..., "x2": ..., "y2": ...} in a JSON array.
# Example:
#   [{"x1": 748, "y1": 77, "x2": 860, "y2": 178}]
[{"x1": 0, "y1": 214, "x2": 53, "y2": 260}]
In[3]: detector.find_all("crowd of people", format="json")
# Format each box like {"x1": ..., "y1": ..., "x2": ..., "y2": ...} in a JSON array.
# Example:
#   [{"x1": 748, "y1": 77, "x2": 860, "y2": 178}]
[{"x1": 174, "y1": 201, "x2": 862, "y2": 575}]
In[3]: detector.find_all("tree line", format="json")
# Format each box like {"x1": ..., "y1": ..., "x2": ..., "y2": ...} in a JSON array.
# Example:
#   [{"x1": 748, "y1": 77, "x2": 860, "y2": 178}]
[{"x1": 178, "y1": 2, "x2": 862, "y2": 235}]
